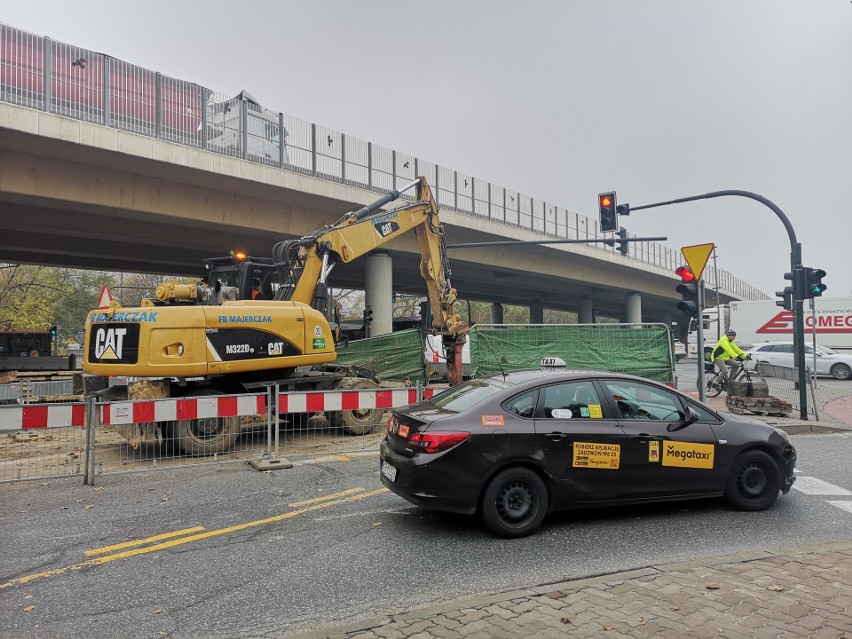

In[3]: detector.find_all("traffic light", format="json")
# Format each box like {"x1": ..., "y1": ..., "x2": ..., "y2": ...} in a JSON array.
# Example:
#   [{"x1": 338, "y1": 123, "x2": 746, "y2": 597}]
[
  {"x1": 675, "y1": 266, "x2": 700, "y2": 319},
  {"x1": 49, "y1": 323, "x2": 58, "y2": 336},
  {"x1": 363, "y1": 306, "x2": 373, "y2": 326},
  {"x1": 775, "y1": 286, "x2": 793, "y2": 311},
  {"x1": 598, "y1": 191, "x2": 618, "y2": 232},
  {"x1": 616, "y1": 227, "x2": 628, "y2": 256},
  {"x1": 803, "y1": 267, "x2": 826, "y2": 298}
]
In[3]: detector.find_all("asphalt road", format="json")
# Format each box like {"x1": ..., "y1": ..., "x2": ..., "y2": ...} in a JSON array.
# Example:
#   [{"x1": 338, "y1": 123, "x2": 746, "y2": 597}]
[{"x1": 1, "y1": 432, "x2": 850, "y2": 639}]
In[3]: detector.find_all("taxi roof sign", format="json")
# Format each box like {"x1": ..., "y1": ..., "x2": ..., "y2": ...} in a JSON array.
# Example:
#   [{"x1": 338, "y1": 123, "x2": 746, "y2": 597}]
[
  {"x1": 541, "y1": 356, "x2": 566, "y2": 368},
  {"x1": 680, "y1": 243, "x2": 715, "y2": 281}
]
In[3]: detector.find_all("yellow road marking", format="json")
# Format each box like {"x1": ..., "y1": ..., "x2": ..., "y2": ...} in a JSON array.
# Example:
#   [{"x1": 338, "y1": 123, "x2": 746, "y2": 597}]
[
  {"x1": 0, "y1": 487, "x2": 388, "y2": 591},
  {"x1": 84, "y1": 526, "x2": 206, "y2": 556},
  {"x1": 288, "y1": 487, "x2": 364, "y2": 508}
]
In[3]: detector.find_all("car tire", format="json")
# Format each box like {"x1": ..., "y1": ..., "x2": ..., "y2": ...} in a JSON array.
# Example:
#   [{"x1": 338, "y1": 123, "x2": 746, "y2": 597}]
[
  {"x1": 724, "y1": 450, "x2": 781, "y2": 511},
  {"x1": 480, "y1": 467, "x2": 548, "y2": 538},
  {"x1": 830, "y1": 363, "x2": 851, "y2": 381}
]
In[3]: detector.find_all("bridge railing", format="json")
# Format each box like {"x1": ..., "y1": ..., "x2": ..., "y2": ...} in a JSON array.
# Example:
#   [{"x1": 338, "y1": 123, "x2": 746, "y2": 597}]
[{"x1": 0, "y1": 22, "x2": 768, "y2": 302}]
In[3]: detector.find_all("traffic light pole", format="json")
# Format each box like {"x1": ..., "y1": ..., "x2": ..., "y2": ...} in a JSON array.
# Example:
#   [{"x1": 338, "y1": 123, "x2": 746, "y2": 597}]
[
  {"x1": 697, "y1": 279, "x2": 706, "y2": 402},
  {"x1": 628, "y1": 190, "x2": 808, "y2": 419}
]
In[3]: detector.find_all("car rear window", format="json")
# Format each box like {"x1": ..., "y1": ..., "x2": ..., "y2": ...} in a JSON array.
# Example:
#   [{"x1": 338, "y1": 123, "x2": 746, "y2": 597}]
[{"x1": 429, "y1": 378, "x2": 509, "y2": 413}]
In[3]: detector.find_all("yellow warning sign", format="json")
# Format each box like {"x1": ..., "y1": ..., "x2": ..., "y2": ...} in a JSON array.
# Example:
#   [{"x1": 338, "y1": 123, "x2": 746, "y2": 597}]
[
  {"x1": 680, "y1": 243, "x2": 715, "y2": 281},
  {"x1": 573, "y1": 442, "x2": 620, "y2": 469}
]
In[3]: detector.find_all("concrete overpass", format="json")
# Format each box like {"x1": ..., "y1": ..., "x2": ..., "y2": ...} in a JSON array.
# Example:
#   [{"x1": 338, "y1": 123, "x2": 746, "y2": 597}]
[
  {"x1": 0, "y1": 100, "x2": 765, "y2": 326},
  {"x1": 0, "y1": 19, "x2": 767, "y2": 329}
]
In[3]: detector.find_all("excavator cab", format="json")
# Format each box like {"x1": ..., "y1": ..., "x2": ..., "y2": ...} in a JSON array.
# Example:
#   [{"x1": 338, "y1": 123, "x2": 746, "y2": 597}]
[{"x1": 203, "y1": 255, "x2": 281, "y2": 301}]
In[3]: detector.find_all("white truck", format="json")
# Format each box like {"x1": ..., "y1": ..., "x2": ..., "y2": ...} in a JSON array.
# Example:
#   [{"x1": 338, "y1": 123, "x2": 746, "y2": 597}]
[{"x1": 689, "y1": 297, "x2": 852, "y2": 352}]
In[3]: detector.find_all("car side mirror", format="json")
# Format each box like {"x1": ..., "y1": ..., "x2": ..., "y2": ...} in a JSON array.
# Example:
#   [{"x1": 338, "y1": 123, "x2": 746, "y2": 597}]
[{"x1": 668, "y1": 407, "x2": 700, "y2": 432}]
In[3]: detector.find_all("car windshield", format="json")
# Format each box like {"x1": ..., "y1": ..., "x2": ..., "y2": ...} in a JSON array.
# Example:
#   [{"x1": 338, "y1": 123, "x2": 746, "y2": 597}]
[{"x1": 429, "y1": 378, "x2": 511, "y2": 413}]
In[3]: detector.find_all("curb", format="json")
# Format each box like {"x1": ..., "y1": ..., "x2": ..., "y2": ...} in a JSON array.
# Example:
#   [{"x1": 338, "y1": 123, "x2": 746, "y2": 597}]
[{"x1": 285, "y1": 540, "x2": 852, "y2": 639}]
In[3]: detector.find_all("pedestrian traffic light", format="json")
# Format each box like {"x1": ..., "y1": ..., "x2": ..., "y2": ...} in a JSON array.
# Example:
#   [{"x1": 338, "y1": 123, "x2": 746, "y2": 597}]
[
  {"x1": 49, "y1": 323, "x2": 58, "y2": 336},
  {"x1": 598, "y1": 191, "x2": 618, "y2": 232},
  {"x1": 616, "y1": 227, "x2": 629, "y2": 256},
  {"x1": 775, "y1": 286, "x2": 793, "y2": 311},
  {"x1": 675, "y1": 266, "x2": 700, "y2": 319},
  {"x1": 363, "y1": 306, "x2": 373, "y2": 326},
  {"x1": 803, "y1": 267, "x2": 826, "y2": 298}
]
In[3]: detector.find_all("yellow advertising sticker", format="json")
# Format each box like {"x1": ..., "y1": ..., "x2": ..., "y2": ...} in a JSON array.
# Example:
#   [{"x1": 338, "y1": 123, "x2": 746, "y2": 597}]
[
  {"x1": 662, "y1": 441, "x2": 715, "y2": 469},
  {"x1": 572, "y1": 442, "x2": 620, "y2": 469},
  {"x1": 648, "y1": 441, "x2": 660, "y2": 463},
  {"x1": 588, "y1": 404, "x2": 603, "y2": 419}
]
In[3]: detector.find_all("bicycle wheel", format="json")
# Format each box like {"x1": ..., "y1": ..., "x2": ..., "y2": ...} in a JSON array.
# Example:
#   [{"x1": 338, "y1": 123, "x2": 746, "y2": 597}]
[{"x1": 705, "y1": 373, "x2": 723, "y2": 398}]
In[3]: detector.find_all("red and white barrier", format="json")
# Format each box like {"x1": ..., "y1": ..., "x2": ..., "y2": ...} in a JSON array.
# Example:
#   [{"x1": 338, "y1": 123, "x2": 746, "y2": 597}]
[
  {"x1": 277, "y1": 387, "x2": 440, "y2": 414},
  {"x1": 0, "y1": 386, "x2": 446, "y2": 431},
  {"x1": 0, "y1": 403, "x2": 87, "y2": 431},
  {"x1": 99, "y1": 394, "x2": 267, "y2": 425}
]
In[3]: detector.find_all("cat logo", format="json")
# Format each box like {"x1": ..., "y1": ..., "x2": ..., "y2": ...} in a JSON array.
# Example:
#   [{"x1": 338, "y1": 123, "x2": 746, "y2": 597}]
[
  {"x1": 268, "y1": 341, "x2": 285, "y2": 356},
  {"x1": 94, "y1": 327, "x2": 127, "y2": 360}
]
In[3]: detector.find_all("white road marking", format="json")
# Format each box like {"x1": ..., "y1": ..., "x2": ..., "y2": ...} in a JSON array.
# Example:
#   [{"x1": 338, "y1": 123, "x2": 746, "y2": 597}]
[
  {"x1": 792, "y1": 476, "x2": 852, "y2": 496},
  {"x1": 826, "y1": 501, "x2": 852, "y2": 515}
]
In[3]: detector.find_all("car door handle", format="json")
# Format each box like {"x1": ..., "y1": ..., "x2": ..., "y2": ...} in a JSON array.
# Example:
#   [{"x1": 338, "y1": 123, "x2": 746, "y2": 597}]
[
  {"x1": 633, "y1": 434, "x2": 650, "y2": 442},
  {"x1": 547, "y1": 432, "x2": 567, "y2": 441}
]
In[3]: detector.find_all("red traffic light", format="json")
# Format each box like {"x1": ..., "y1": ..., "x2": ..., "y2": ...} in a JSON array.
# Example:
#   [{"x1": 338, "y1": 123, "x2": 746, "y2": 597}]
[
  {"x1": 676, "y1": 266, "x2": 696, "y2": 282},
  {"x1": 600, "y1": 195, "x2": 613, "y2": 208}
]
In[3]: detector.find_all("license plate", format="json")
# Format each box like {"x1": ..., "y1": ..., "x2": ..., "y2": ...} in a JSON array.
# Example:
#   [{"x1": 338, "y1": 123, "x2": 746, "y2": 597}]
[{"x1": 381, "y1": 460, "x2": 397, "y2": 483}]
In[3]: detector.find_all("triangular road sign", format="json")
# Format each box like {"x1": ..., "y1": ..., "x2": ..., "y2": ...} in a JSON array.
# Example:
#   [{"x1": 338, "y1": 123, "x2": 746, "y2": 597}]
[
  {"x1": 681, "y1": 243, "x2": 715, "y2": 281},
  {"x1": 98, "y1": 287, "x2": 114, "y2": 309}
]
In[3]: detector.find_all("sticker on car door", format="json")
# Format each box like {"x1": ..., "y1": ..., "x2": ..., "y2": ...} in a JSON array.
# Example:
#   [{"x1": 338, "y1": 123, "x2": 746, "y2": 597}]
[
  {"x1": 572, "y1": 442, "x2": 620, "y2": 469},
  {"x1": 662, "y1": 441, "x2": 714, "y2": 469}
]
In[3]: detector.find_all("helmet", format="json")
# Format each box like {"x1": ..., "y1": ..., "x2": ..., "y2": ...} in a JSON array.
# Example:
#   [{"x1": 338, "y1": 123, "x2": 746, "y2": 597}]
[{"x1": 725, "y1": 329, "x2": 737, "y2": 337}]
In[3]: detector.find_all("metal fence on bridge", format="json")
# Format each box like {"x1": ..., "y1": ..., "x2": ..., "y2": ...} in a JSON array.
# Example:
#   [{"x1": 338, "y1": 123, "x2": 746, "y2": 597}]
[{"x1": 0, "y1": 22, "x2": 767, "y2": 301}]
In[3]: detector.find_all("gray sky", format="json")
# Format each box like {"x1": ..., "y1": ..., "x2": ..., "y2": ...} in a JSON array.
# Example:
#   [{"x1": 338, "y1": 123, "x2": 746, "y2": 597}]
[{"x1": 3, "y1": 0, "x2": 851, "y2": 298}]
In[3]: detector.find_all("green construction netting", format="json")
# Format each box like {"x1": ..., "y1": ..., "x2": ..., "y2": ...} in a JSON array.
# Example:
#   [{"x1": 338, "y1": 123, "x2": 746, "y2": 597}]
[
  {"x1": 470, "y1": 325, "x2": 675, "y2": 383},
  {"x1": 334, "y1": 328, "x2": 428, "y2": 384}
]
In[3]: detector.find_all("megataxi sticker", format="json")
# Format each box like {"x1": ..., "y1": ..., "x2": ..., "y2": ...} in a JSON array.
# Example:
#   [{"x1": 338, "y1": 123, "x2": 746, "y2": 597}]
[
  {"x1": 572, "y1": 442, "x2": 620, "y2": 469},
  {"x1": 482, "y1": 415, "x2": 505, "y2": 427},
  {"x1": 662, "y1": 441, "x2": 715, "y2": 469}
]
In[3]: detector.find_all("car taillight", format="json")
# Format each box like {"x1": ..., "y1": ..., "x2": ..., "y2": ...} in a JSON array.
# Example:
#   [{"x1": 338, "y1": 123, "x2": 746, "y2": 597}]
[{"x1": 408, "y1": 432, "x2": 470, "y2": 453}]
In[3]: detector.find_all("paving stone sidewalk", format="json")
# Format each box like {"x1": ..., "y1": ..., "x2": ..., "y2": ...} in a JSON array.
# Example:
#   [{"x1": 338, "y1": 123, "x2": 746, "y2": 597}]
[{"x1": 290, "y1": 542, "x2": 852, "y2": 639}]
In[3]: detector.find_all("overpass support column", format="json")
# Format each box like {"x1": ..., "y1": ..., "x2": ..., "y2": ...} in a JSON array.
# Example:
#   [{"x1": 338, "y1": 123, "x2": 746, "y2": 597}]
[
  {"x1": 625, "y1": 293, "x2": 642, "y2": 324},
  {"x1": 579, "y1": 296, "x2": 594, "y2": 324},
  {"x1": 365, "y1": 252, "x2": 393, "y2": 336},
  {"x1": 661, "y1": 310, "x2": 672, "y2": 328},
  {"x1": 490, "y1": 303, "x2": 504, "y2": 325},
  {"x1": 530, "y1": 301, "x2": 544, "y2": 325}
]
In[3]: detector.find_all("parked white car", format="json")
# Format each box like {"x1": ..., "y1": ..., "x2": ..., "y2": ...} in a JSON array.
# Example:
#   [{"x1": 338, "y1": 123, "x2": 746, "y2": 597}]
[{"x1": 744, "y1": 342, "x2": 852, "y2": 380}]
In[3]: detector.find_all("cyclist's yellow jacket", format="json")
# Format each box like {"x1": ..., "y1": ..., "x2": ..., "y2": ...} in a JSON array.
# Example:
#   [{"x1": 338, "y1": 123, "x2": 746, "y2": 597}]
[{"x1": 711, "y1": 336, "x2": 747, "y2": 362}]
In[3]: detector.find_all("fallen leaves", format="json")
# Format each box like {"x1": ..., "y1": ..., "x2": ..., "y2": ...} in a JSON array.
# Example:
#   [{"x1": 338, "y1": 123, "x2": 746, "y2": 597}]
[
  {"x1": 560, "y1": 616, "x2": 572, "y2": 624},
  {"x1": 706, "y1": 582, "x2": 720, "y2": 590},
  {"x1": 766, "y1": 584, "x2": 785, "y2": 592}
]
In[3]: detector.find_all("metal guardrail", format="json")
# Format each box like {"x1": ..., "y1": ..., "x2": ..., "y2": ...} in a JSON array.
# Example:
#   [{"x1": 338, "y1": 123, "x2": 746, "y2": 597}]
[
  {"x1": 755, "y1": 362, "x2": 819, "y2": 420},
  {"x1": 0, "y1": 22, "x2": 768, "y2": 301}
]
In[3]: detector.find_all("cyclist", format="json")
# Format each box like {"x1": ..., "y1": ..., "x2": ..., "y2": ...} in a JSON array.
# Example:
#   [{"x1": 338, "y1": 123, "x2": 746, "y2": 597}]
[{"x1": 710, "y1": 329, "x2": 749, "y2": 388}]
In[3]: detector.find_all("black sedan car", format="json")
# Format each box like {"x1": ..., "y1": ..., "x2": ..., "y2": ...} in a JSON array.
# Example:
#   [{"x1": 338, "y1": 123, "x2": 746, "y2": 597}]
[{"x1": 379, "y1": 359, "x2": 796, "y2": 537}]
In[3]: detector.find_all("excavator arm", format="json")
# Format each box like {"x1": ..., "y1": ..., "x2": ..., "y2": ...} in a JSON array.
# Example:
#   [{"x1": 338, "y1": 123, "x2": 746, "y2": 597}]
[{"x1": 271, "y1": 177, "x2": 467, "y2": 384}]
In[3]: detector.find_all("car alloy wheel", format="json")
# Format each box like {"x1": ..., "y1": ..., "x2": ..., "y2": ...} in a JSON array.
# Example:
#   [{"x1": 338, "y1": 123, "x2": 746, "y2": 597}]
[{"x1": 830, "y1": 363, "x2": 851, "y2": 381}]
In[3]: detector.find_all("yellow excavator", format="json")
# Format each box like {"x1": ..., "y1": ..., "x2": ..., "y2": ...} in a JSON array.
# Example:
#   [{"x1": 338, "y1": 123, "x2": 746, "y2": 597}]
[{"x1": 83, "y1": 177, "x2": 467, "y2": 454}]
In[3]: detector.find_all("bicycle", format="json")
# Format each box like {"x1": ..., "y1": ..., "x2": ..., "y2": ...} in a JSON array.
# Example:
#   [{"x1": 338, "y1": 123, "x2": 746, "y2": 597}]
[{"x1": 704, "y1": 353, "x2": 753, "y2": 398}]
